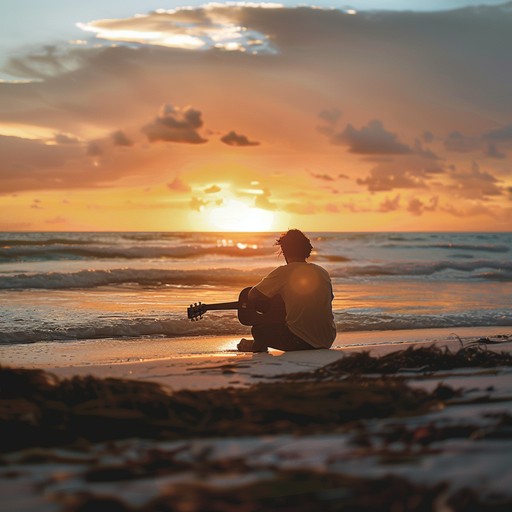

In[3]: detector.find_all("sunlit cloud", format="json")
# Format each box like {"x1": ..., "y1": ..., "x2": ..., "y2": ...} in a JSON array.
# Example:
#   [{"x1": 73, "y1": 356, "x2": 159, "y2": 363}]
[
  {"x1": 207, "y1": 199, "x2": 274, "y2": 231},
  {"x1": 1, "y1": 3, "x2": 511, "y2": 230},
  {"x1": 168, "y1": 176, "x2": 192, "y2": 193},
  {"x1": 77, "y1": 4, "x2": 281, "y2": 54},
  {"x1": 357, "y1": 165, "x2": 427, "y2": 192},
  {"x1": 204, "y1": 184, "x2": 221, "y2": 193}
]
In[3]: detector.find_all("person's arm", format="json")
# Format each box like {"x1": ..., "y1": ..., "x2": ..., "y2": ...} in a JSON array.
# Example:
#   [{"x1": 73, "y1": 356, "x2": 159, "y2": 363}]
[{"x1": 248, "y1": 286, "x2": 269, "y2": 302}]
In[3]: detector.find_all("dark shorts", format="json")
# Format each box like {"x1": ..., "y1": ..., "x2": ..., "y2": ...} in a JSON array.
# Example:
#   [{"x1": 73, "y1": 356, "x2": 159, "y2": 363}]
[{"x1": 251, "y1": 322, "x2": 316, "y2": 352}]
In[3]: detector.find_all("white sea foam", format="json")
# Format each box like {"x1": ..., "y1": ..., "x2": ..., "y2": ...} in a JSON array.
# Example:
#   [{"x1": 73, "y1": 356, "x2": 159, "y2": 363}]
[
  {"x1": 1, "y1": 309, "x2": 511, "y2": 345},
  {"x1": 0, "y1": 268, "x2": 269, "y2": 289},
  {"x1": 1, "y1": 258, "x2": 511, "y2": 291}
]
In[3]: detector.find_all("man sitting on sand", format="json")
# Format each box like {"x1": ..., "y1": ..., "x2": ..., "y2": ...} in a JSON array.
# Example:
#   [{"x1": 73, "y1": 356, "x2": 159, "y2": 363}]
[{"x1": 237, "y1": 229, "x2": 336, "y2": 352}]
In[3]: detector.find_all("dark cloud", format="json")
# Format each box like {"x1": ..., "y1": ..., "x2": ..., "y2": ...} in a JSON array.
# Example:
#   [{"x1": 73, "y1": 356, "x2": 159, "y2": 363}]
[
  {"x1": 111, "y1": 130, "x2": 133, "y2": 147},
  {"x1": 444, "y1": 131, "x2": 481, "y2": 152},
  {"x1": 441, "y1": 202, "x2": 497, "y2": 219},
  {"x1": 484, "y1": 142, "x2": 506, "y2": 159},
  {"x1": 4, "y1": 45, "x2": 86, "y2": 80},
  {"x1": 319, "y1": 108, "x2": 341, "y2": 125},
  {"x1": 379, "y1": 194, "x2": 401, "y2": 213},
  {"x1": 357, "y1": 165, "x2": 427, "y2": 192},
  {"x1": 86, "y1": 141, "x2": 102, "y2": 156},
  {"x1": 331, "y1": 120, "x2": 412, "y2": 155},
  {"x1": 414, "y1": 140, "x2": 440, "y2": 160},
  {"x1": 484, "y1": 124, "x2": 512, "y2": 142},
  {"x1": 142, "y1": 105, "x2": 207, "y2": 144},
  {"x1": 422, "y1": 131, "x2": 434, "y2": 143},
  {"x1": 317, "y1": 108, "x2": 342, "y2": 137},
  {"x1": 407, "y1": 196, "x2": 438, "y2": 216},
  {"x1": 220, "y1": 131, "x2": 259, "y2": 147},
  {"x1": 448, "y1": 162, "x2": 502, "y2": 199},
  {"x1": 309, "y1": 171, "x2": 335, "y2": 181},
  {"x1": 54, "y1": 133, "x2": 80, "y2": 144},
  {"x1": 167, "y1": 176, "x2": 191, "y2": 193}
]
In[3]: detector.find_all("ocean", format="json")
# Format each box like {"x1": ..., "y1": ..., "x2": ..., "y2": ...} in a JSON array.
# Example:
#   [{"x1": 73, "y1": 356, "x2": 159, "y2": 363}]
[{"x1": 0, "y1": 231, "x2": 511, "y2": 349}]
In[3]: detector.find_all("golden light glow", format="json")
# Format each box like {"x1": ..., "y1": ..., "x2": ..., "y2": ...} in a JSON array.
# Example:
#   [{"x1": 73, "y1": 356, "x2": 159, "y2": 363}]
[{"x1": 208, "y1": 199, "x2": 274, "y2": 232}]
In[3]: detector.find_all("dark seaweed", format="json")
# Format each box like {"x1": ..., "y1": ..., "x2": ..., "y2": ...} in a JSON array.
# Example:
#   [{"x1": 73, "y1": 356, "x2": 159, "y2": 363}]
[
  {"x1": 0, "y1": 366, "x2": 439, "y2": 452},
  {"x1": 286, "y1": 345, "x2": 512, "y2": 381}
]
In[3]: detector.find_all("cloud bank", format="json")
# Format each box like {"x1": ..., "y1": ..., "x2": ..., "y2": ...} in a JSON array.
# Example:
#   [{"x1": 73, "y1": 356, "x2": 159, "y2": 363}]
[{"x1": 1, "y1": 4, "x2": 511, "y2": 229}]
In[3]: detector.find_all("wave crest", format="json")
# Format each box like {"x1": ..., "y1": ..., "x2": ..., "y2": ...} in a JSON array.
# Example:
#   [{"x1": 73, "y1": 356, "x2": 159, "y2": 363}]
[{"x1": 2, "y1": 309, "x2": 511, "y2": 345}]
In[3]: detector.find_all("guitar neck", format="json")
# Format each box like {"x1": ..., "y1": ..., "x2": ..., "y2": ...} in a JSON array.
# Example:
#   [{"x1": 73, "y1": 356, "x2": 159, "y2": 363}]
[{"x1": 202, "y1": 301, "x2": 240, "y2": 312}]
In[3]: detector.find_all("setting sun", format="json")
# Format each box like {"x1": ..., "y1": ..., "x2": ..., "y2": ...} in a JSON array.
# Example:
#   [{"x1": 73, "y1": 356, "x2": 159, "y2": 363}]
[{"x1": 208, "y1": 200, "x2": 275, "y2": 232}]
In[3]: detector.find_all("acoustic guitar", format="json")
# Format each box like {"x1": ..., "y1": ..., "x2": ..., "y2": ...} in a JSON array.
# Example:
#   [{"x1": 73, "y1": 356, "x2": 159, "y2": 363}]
[{"x1": 187, "y1": 286, "x2": 285, "y2": 326}]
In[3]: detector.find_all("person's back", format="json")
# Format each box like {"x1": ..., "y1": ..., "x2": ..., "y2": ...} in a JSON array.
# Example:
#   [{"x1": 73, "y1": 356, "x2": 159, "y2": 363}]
[{"x1": 237, "y1": 229, "x2": 336, "y2": 352}]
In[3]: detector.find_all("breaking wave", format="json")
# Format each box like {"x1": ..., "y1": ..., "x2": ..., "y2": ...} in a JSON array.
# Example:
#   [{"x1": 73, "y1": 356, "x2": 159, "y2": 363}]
[
  {"x1": 1, "y1": 258, "x2": 511, "y2": 290},
  {"x1": 382, "y1": 243, "x2": 509, "y2": 253},
  {"x1": 0, "y1": 244, "x2": 274, "y2": 261},
  {"x1": 2, "y1": 309, "x2": 511, "y2": 345},
  {"x1": 0, "y1": 268, "x2": 271, "y2": 290},
  {"x1": 331, "y1": 259, "x2": 512, "y2": 280}
]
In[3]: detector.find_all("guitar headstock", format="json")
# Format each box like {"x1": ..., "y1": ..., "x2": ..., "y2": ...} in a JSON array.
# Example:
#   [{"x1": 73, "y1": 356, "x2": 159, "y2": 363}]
[{"x1": 187, "y1": 302, "x2": 206, "y2": 321}]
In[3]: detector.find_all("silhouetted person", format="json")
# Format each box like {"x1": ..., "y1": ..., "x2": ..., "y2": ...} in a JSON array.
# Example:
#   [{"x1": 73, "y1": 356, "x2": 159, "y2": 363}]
[{"x1": 237, "y1": 229, "x2": 336, "y2": 352}]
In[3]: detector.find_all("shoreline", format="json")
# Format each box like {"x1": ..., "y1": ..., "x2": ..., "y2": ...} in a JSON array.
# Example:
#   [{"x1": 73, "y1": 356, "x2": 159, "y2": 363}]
[{"x1": 0, "y1": 325, "x2": 509, "y2": 390}]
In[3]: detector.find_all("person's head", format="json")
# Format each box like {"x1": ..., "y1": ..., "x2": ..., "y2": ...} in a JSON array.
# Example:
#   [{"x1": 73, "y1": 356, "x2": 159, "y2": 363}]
[{"x1": 275, "y1": 229, "x2": 313, "y2": 262}]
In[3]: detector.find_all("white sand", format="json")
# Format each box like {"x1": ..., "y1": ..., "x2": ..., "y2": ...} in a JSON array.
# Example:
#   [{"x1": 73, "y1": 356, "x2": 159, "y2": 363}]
[{"x1": 1, "y1": 326, "x2": 509, "y2": 391}]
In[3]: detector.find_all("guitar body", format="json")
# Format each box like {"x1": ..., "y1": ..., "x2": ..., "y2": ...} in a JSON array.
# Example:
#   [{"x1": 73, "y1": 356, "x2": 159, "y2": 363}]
[
  {"x1": 237, "y1": 287, "x2": 286, "y2": 326},
  {"x1": 187, "y1": 286, "x2": 286, "y2": 326}
]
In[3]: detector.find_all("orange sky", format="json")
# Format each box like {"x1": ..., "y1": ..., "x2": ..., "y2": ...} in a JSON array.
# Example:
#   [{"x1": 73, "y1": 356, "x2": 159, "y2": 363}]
[{"x1": 0, "y1": 4, "x2": 511, "y2": 231}]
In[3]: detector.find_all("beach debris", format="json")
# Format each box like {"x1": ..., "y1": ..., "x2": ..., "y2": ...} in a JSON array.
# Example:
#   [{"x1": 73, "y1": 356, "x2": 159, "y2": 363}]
[
  {"x1": 57, "y1": 469, "x2": 512, "y2": 512},
  {"x1": 286, "y1": 345, "x2": 512, "y2": 381},
  {"x1": 0, "y1": 366, "x2": 441, "y2": 453},
  {"x1": 450, "y1": 332, "x2": 511, "y2": 349}
]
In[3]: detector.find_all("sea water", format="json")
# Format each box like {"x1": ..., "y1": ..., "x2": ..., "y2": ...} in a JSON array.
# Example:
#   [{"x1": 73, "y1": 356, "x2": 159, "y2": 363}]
[{"x1": 0, "y1": 232, "x2": 511, "y2": 348}]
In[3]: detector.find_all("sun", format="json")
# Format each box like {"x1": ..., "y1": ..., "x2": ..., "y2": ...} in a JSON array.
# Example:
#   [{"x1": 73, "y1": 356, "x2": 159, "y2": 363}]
[{"x1": 208, "y1": 199, "x2": 274, "y2": 232}]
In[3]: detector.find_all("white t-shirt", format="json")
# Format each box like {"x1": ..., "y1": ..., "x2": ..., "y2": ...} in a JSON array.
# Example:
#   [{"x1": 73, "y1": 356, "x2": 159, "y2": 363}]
[{"x1": 254, "y1": 262, "x2": 336, "y2": 348}]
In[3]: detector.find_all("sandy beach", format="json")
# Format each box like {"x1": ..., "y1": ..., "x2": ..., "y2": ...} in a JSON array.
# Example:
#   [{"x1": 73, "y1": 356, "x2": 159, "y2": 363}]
[
  {"x1": 1, "y1": 328, "x2": 512, "y2": 511},
  {"x1": 2, "y1": 326, "x2": 509, "y2": 388}
]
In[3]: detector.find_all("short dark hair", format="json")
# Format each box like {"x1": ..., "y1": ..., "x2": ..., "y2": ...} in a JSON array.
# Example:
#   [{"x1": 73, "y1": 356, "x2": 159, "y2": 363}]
[{"x1": 275, "y1": 229, "x2": 313, "y2": 260}]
